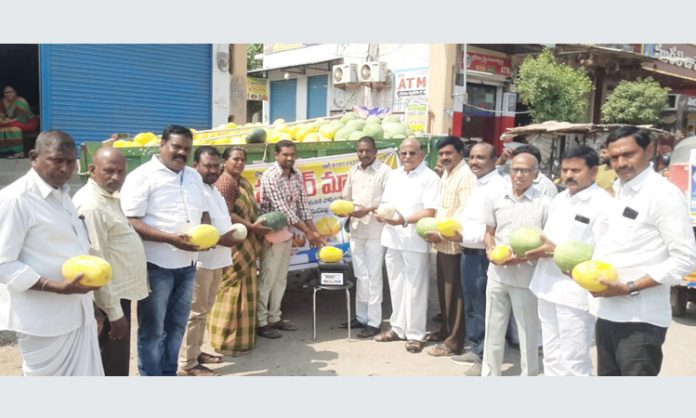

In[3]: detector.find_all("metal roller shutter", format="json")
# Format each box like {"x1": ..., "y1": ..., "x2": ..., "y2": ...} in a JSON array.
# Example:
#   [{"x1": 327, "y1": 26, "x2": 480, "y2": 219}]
[
  {"x1": 40, "y1": 44, "x2": 212, "y2": 144},
  {"x1": 306, "y1": 75, "x2": 328, "y2": 119},
  {"x1": 270, "y1": 79, "x2": 297, "y2": 123}
]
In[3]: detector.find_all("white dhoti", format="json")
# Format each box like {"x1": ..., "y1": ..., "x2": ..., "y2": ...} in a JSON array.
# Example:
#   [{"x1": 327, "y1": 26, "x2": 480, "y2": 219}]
[
  {"x1": 538, "y1": 298, "x2": 595, "y2": 376},
  {"x1": 17, "y1": 320, "x2": 104, "y2": 376},
  {"x1": 384, "y1": 248, "x2": 429, "y2": 341}
]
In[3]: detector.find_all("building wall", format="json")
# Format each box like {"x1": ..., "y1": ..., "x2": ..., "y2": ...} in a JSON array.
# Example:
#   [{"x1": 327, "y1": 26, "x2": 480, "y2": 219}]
[{"x1": 212, "y1": 43, "x2": 231, "y2": 127}]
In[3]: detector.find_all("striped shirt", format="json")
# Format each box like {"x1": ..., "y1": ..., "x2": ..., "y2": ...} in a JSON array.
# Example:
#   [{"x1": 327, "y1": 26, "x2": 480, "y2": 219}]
[
  {"x1": 434, "y1": 159, "x2": 475, "y2": 255},
  {"x1": 259, "y1": 162, "x2": 312, "y2": 224},
  {"x1": 73, "y1": 179, "x2": 149, "y2": 321}
]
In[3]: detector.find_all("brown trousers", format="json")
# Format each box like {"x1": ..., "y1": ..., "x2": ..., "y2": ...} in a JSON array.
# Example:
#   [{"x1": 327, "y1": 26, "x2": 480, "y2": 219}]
[
  {"x1": 436, "y1": 252, "x2": 466, "y2": 353},
  {"x1": 98, "y1": 299, "x2": 132, "y2": 376}
]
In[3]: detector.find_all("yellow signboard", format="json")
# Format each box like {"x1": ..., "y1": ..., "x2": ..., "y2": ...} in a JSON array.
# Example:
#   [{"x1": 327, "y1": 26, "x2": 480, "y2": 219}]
[{"x1": 247, "y1": 77, "x2": 268, "y2": 101}]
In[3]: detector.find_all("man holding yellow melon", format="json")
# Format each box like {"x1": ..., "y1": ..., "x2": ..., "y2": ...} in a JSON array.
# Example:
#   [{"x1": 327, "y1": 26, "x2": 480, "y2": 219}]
[
  {"x1": 120, "y1": 125, "x2": 209, "y2": 376},
  {"x1": 0, "y1": 130, "x2": 104, "y2": 375}
]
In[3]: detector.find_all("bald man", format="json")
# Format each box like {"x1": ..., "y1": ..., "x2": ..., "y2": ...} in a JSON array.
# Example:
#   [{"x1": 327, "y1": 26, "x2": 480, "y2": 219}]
[
  {"x1": 1, "y1": 130, "x2": 103, "y2": 375},
  {"x1": 73, "y1": 147, "x2": 148, "y2": 376}
]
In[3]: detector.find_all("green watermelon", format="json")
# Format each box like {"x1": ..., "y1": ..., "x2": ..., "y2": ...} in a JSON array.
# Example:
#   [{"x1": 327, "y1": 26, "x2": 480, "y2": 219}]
[
  {"x1": 340, "y1": 112, "x2": 358, "y2": 124},
  {"x1": 247, "y1": 128, "x2": 266, "y2": 144},
  {"x1": 383, "y1": 115, "x2": 402, "y2": 123},
  {"x1": 258, "y1": 211, "x2": 288, "y2": 231},
  {"x1": 349, "y1": 131, "x2": 365, "y2": 141},
  {"x1": 335, "y1": 126, "x2": 356, "y2": 141},
  {"x1": 366, "y1": 116, "x2": 382, "y2": 124},
  {"x1": 415, "y1": 217, "x2": 438, "y2": 239},
  {"x1": 553, "y1": 241, "x2": 594, "y2": 273},
  {"x1": 345, "y1": 119, "x2": 366, "y2": 131},
  {"x1": 362, "y1": 123, "x2": 384, "y2": 141},
  {"x1": 509, "y1": 226, "x2": 544, "y2": 256}
]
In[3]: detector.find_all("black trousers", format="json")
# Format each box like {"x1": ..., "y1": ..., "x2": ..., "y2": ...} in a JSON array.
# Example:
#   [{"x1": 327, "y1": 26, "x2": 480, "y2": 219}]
[
  {"x1": 595, "y1": 318, "x2": 667, "y2": 376},
  {"x1": 99, "y1": 299, "x2": 132, "y2": 376}
]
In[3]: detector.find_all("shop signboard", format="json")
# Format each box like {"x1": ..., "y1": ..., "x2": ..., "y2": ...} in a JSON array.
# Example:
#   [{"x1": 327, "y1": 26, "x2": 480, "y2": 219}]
[{"x1": 247, "y1": 77, "x2": 268, "y2": 101}]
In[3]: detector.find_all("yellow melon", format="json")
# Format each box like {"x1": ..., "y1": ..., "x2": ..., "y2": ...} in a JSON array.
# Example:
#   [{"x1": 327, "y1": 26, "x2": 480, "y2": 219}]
[
  {"x1": 571, "y1": 260, "x2": 618, "y2": 292},
  {"x1": 186, "y1": 224, "x2": 220, "y2": 250},
  {"x1": 489, "y1": 245, "x2": 512, "y2": 265},
  {"x1": 329, "y1": 199, "x2": 354, "y2": 217},
  {"x1": 315, "y1": 217, "x2": 340, "y2": 236},
  {"x1": 318, "y1": 246, "x2": 343, "y2": 263},
  {"x1": 437, "y1": 217, "x2": 462, "y2": 238},
  {"x1": 62, "y1": 255, "x2": 113, "y2": 287}
]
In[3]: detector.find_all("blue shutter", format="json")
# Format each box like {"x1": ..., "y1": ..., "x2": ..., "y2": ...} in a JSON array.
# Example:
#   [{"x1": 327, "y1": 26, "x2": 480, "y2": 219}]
[
  {"x1": 40, "y1": 44, "x2": 211, "y2": 144},
  {"x1": 270, "y1": 79, "x2": 297, "y2": 122},
  {"x1": 306, "y1": 75, "x2": 328, "y2": 119}
]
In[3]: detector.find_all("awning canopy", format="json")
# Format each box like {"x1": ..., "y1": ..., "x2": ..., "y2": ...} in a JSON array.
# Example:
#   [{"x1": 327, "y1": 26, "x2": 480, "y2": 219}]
[
  {"x1": 500, "y1": 121, "x2": 670, "y2": 140},
  {"x1": 247, "y1": 58, "x2": 341, "y2": 78}
]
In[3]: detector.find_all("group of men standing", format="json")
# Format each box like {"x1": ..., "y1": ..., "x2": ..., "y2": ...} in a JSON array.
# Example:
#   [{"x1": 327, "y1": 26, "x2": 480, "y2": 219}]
[{"x1": 0, "y1": 124, "x2": 694, "y2": 377}]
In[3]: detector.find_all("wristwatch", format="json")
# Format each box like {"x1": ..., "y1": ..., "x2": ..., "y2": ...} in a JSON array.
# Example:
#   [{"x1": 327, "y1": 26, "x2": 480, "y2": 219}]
[
  {"x1": 402, "y1": 217, "x2": 409, "y2": 228},
  {"x1": 626, "y1": 281, "x2": 639, "y2": 296}
]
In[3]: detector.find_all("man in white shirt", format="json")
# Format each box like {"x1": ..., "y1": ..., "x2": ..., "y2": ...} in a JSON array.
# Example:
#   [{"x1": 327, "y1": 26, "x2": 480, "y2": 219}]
[
  {"x1": 374, "y1": 138, "x2": 441, "y2": 354},
  {"x1": 73, "y1": 147, "x2": 148, "y2": 376},
  {"x1": 340, "y1": 137, "x2": 391, "y2": 338},
  {"x1": 179, "y1": 146, "x2": 238, "y2": 376},
  {"x1": 120, "y1": 125, "x2": 208, "y2": 376},
  {"x1": 446, "y1": 142, "x2": 507, "y2": 376},
  {"x1": 526, "y1": 146, "x2": 613, "y2": 376},
  {"x1": 482, "y1": 152, "x2": 551, "y2": 376},
  {"x1": 591, "y1": 126, "x2": 696, "y2": 376},
  {"x1": 0, "y1": 130, "x2": 104, "y2": 376},
  {"x1": 423, "y1": 136, "x2": 475, "y2": 357}
]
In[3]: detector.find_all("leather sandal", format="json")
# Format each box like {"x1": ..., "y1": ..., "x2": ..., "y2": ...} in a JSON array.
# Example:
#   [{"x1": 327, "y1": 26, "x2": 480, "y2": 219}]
[
  {"x1": 427, "y1": 343, "x2": 457, "y2": 357},
  {"x1": 257, "y1": 325, "x2": 282, "y2": 339},
  {"x1": 198, "y1": 352, "x2": 223, "y2": 364},
  {"x1": 405, "y1": 340, "x2": 424, "y2": 353},
  {"x1": 269, "y1": 320, "x2": 298, "y2": 331},
  {"x1": 374, "y1": 329, "x2": 404, "y2": 342},
  {"x1": 184, "y1": 364, "x2": 219, "y2": 376}
]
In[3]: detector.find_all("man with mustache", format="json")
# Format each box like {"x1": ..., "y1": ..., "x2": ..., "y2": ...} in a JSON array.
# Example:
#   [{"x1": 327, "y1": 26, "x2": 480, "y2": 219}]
[
  {"x1": 590, "y1": 126, "x2": 696, "y2": 375},
  {"x1": 120, "y1": 125, "x2": 209, "y2": 376},
  {"x1": 179, "y1": 146, "x2": 239, "y2": 376},
  {"x1": 72, "y1": 147, "x2": 148, "y2": 376},
  {"x1": 339, "y1": 136, "x2": 391, "y2": 338},
  {"x1": 525, "y1": 146, "x2": 613, "y2": 375},
  {"x1": 256, "y1": 140, "x2": 324, "y2": 339},
  {"x1": 0, "y1": 130, "x2": 103, "y2": 375},
  {"x1": 595, "y1": 142, "x2": 616, "y2": 194},
  {"x1": 423, "y1": 136, "x2": 475, "y2": 357},
  {"x1": 444, "y1": 142, "x2": 507, "y2": 376},
  {"x1": 375, "y1": 138, "x2": 441, "y2": 354}
]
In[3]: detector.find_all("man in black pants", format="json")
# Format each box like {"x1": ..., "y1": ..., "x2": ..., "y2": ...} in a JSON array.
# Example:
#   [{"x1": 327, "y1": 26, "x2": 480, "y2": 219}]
[{"x1": 591, "y1": 126, "x2": 696, "y2": 375}]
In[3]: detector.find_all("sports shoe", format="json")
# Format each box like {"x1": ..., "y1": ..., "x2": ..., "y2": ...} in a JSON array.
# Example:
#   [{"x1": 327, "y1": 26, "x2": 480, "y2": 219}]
[
  {"x1": 463, "y1": 362, "x2": 482, "y2": 377},
  {"x1": 451, "y1": 351, "x2": 481, "y2": 365}
]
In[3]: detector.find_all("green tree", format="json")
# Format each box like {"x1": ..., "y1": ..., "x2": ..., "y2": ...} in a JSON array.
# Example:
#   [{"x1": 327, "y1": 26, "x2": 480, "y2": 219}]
[
  {"x1": 517, "y1": 49, "x2": 593, "y2": 123},
  {"x1": 247, "y1": 44, "x2": 263, "y2": 70},
  {"x1": 601, "y1": 77, "x2": 669, "y2": 125}
]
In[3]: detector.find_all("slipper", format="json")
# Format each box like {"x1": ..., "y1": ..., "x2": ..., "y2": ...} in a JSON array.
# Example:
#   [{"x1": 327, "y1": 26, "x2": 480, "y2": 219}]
[
  {"x1": 405, "y1": 340, "x2": 424, "y2": 353},
  {"x1": 257, "y1": 325, "x2": 282, "y2": 339},
  {"x1": 374, "y1": 329, "x2": 404, "y2": 342},
  {"x1": 427, "y1": 343, "x2": 457, "y2": 357},
  {"x1": 339, "y1": 318, "x2": 366, "y2": 329},
  {"x1": 198, "y1": 352, "x2": 224, "y2": 364},
  {"x1": 183, "y1": 364, "x2": 219, "y2": 377},
  {"x1": 269, "y1": 320, "x2": 298, "y2": 331}
]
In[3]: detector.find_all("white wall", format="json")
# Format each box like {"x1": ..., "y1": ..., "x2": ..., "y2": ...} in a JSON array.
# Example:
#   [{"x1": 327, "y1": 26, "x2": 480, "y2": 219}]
[{"x1": 212, "y1": 43, "x2": 231, "y2": 127}]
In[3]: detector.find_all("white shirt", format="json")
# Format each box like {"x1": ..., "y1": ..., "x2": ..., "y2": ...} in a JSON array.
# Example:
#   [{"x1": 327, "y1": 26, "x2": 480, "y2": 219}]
[
  {"x1": 485, "y1": 183, "x2": 551, "y2": 288},
  {"x1": 458, "y1": 169, "x2": 507, "y2": 249},
  {"x1": 380, "y1": 161, "x2": 441, "y2": 253},
  {"x1": 197, "y1": 184, "x2": 234, "y2": 270},
  {"x1": 529, "y1": 184, "x2": 613, "y2": 311},
  {"x1": 592, "y1": 166, "x2": 696, "y2": 328},
  {"x1": 120, "y1": 155, "x2": 208, "y2": 269},
  {"x1": 0, "y1": 169, "x2": 94, "y2": 336},
  {"x1": 342, "y1": 159, "x2": 391, "y2": 240},
  {"x1": 534, "y1": 172, "x2": 559, "y2": 198}
]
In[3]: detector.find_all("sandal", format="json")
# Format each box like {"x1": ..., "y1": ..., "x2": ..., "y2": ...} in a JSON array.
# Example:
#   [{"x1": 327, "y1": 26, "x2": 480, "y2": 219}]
[
  {"x1": 427, "y1": 343, "x2": 457, "y2": 357},
  {"x1": 374, "y1": 329, "x2": 404, "y2": 342},
  {"x1": 257, "y1": 325, "x2": 282, "y2": 339},
  {"x1": 405, "y1": 340, "x2": 424, "y2": 353},
  {"x1": 197, "y1": 352, "x2": 224, "y2": 364},
  {"x1": 269, "y1": 320, "x2": 298, "y2": 331}
]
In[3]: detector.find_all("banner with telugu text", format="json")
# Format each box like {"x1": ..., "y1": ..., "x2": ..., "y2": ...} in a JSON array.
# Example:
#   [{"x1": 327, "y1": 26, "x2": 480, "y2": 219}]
[{"x1": 242, "y1": 148, "x2": 399, "y2": 271}]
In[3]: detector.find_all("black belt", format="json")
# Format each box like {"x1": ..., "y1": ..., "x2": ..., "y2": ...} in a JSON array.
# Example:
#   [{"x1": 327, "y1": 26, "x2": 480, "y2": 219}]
[{"x1": 462, "y1": 248, "x2": 486, "y2": 256}]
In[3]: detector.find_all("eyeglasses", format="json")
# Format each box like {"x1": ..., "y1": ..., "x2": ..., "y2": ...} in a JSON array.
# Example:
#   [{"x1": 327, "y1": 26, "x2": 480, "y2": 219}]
[
  {"x1": 399, "y1": 151, "x2": 419, "y2": 157},
  {"x1": 510, "y1": 168, "x2": 535, "y2": 176}
]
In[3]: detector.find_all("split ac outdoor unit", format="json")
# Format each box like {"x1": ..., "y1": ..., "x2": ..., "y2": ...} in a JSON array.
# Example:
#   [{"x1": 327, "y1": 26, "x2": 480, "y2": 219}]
[
  {"x1": 332, "y1": 64, "x2": 358, "y2": 85},
  {"x1": 359, "y1": 61, "x2": 388, "y2": 83},
  {"x1": 665, "y1": 94, "x2": 680, "y2": 111}
]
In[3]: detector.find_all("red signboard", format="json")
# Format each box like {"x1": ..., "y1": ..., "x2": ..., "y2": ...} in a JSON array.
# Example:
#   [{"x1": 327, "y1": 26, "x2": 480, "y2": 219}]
[{"x1": 462, "y1": 51, "x2": 512, "y2": 77}]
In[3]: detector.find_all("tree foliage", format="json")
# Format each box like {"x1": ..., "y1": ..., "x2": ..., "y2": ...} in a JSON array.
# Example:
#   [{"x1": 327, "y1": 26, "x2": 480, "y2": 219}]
[
  {"x1": 247, "y1": 44, "x2": 263, "y2": 70},
  {"x1": 517, "y1": 49, "x2": 593, "y2": 123},
  {"x1": 601, "y1": 77, "x2": 669, "y2": 125}
]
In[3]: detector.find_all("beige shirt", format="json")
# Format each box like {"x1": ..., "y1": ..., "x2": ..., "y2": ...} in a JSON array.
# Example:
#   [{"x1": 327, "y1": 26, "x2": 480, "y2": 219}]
[
  {"x1": 434, "y1": 159, "x2": 475, "y2": 255},
  {"x1": 73, "y1": 179, "x2": 149, "y2": 321},
  {"x1": 342, "y1": 159, "x2": 391, "y2": 240}
]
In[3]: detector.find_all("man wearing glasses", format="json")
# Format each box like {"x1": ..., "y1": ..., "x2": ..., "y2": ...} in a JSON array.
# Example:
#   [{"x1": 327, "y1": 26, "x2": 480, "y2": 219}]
[{"x1": 481, "y1": 151, "x2": 551, "y2": 376}]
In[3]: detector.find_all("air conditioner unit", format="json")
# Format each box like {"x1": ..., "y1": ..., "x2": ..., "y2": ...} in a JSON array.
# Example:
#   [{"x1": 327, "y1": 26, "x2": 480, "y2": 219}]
[
  {"x1": 332, "y1": 64, "x2": 358, "y2": 85},
  {"x1": 359, "y1": 62, "x2": 388, "y2": 83},
  {"x1": 665, "y1": 94, "x2": 680, "y2": 111}
]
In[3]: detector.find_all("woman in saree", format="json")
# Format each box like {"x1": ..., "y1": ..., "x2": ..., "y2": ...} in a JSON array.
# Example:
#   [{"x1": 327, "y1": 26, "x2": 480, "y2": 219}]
[
  {"x1": 209, "y1": 147, "x2": 271, "y2": 355},
  {"x1": 0, "y1": 85, "x2": 39, "y2": 157}
]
